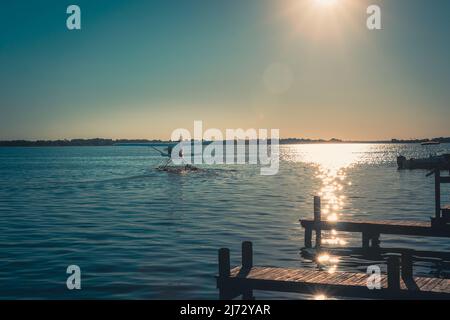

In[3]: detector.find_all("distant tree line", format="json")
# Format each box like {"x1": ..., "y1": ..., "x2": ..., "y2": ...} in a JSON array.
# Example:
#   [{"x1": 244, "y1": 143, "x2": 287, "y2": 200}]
[
  {"x1": 0, "y1": 139, "x2": 163, "y2": 147},
  {"x1": 0, "y1": 137, "x2": 449, "y2": 147},
  {"x1": 390, "y1": 137, "x2": 450, "y2": 144}
]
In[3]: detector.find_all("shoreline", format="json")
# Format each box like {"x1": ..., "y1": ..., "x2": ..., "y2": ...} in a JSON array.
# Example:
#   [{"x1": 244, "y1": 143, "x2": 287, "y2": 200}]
[{"x1": 1, "y1": 139, "x2": 449, "y2": 147}]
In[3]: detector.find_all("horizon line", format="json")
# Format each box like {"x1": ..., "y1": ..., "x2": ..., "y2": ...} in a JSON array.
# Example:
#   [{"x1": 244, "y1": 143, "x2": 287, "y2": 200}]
[{"x1": 1, "y1": 136, "x2": 450, "y2": 146}]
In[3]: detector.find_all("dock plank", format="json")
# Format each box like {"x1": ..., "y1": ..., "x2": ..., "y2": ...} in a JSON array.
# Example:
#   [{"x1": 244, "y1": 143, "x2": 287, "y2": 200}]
[
  {"x1": 433, "y1": 280, "x2": 449, "y2": 293},
  {"x1": 219, "y1": 266, "x2": 450, "y2": 299},
  {"x1": 340, "y1": 273, "x2": 367, "y2": 286},
  {"x1": 421, "y1": 278, "x2": 444, "y2": 292},
  {"x1": 288, "y1": 269, "x2": 315, "y2": 282}
]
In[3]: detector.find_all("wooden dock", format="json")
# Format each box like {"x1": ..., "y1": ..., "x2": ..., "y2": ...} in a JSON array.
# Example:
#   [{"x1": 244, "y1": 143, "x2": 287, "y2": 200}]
[
  {"x1": 300, "y1": 194, "x2": 450, "y2": 249},
  {"x1": 216, "y1": 242, "x2": 450, "y2": 300},
  {"x1": 300, "y1": 218, "x2": 450, "y2": 249}
]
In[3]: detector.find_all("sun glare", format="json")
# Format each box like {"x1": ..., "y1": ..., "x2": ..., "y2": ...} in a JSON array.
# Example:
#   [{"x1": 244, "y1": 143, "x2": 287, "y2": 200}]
[
  {"x1": 316, "y1": 0, "x2": 337, "y2": 6},
  {"x1": 281, "y1": 0, "x2": 364, "y2": 47}
]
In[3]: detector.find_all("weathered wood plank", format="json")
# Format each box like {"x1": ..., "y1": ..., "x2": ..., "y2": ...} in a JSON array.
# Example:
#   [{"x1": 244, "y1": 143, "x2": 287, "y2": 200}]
[
  {"x1": 273, "y1": 269, "x2": 295, "y2": 281},
  {"x1": 379, "y1": 275, "x2": 388, "y2": 289},
  {"x1": 301, "y1": 270, "x2": 325, "y2": 283},
  {"x1": 353, "y1": 273, "x2": 371, "y2": 286},
  {"x1": 308, "y1": 271, "x2": 333, "y2": 284},
  {"x1": 250, "y1": 267, "x2": 277, "y2": 279},
  {"x1": 340, "y1": 273, "x2": 367, "y2": 286},
  {"x1": 230, "y1": 266, "x2": 241, "y2": 277},
  {"x1": 245, "y1": 267, "x2": 268, "y2": 279},
  {"x1": 419, "y1": 277, "x2": 437, "y2": 290},
  {"x1": 334, "y1": 272, "x2": 359, "y2": 285},
  {"x1": 420, "y1": 278, "x2": 443, "y2": 292},
  {"x1": 288, "y1": 269, "x2": 315, "y2": 282},
  {"x1": 220, "y1": 266, "x2": 450, "y2": 299},
  {"x1": 432, "y1": 279, "x2": 450, "y2": 293}
]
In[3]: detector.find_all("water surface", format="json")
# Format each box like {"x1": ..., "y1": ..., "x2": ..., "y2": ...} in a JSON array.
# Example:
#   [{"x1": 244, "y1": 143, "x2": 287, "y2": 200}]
[{"x1": 0, "y1": 143, "x2": 449, "y2": 299}]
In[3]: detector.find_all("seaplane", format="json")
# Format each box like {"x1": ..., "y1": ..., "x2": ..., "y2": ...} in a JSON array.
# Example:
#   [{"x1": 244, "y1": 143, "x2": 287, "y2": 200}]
[{"x1": 114, "y1": 141, "x2": 201, "y2": 173}]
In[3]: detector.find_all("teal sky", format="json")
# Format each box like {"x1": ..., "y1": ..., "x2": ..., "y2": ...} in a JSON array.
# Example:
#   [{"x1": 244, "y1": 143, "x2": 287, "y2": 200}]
[{"x1": 1, "y1": 0, "x2": 449, "y2": 140}]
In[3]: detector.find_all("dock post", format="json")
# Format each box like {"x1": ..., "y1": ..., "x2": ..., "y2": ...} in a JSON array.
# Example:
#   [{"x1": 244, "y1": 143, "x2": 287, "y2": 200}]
[
  {"x1": 435, "y1": 169, "x2": 441, "y2": 220},
  {"x1": 387, "y1": 256, "x2": 401, "y2": 291},
  {"x1": 401, "y1": 252, "x2": 413, "y2": 280},
  {"x1": 362, "y1": 232, "x2": 370, "y2": 249},
  {"x1": 241, "y1": 241, "x2": 254, "y2": 300},
  {"x1": 242, "y1": 241, "x2": 253, "y2": 270},
  {"x1": 371, "y1": 233, "x2": 380, "y2": 249},
  {"x1": 314, "y1": 196, "x2": 321, "y2": 248},
  {"x1": 305, "y1": 227, "x2": 312, "y2": 248},
  {"x1": 218, "y1": 248, "x2": 231, "y2": 300},
  {"x1": 219, "y1": 248, "x2": 230, "y2": 278}
]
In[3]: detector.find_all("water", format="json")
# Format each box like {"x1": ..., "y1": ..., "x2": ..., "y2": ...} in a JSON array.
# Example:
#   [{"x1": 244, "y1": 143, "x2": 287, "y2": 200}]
[{"x1": 0, "y1": 143, "x2": 449, "y2": 299}]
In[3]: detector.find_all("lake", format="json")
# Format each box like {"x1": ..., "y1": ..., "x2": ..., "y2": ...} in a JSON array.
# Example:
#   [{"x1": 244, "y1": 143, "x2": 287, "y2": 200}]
[{"x1": 0, "y1": 143, "x2": 449, "y2": 299}]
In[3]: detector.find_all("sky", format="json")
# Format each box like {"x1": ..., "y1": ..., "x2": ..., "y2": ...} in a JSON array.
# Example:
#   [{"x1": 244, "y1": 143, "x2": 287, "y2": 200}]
[{"x1": 0, "y1": 0, "x2": 449, "y2": 140}]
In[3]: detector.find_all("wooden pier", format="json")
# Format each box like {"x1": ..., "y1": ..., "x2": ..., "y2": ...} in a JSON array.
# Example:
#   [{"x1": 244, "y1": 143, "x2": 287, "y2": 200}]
[
  {"x1": 216, "y1": 242, "x2": 450, "y2": 300},
  {"x1": 300, "y1": 217, "x2": 450, "y2": 249},
  {"x1": 300, "y1": 180, "x2": 450, "y2": 249},
  {"x1": 216, "y1": 170, "x2": 450, "y2": 299}
]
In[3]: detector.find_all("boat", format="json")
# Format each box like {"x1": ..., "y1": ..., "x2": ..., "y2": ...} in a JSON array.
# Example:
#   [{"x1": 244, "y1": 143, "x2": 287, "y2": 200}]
[
  {"x1": 397, "y1": 154, "x2": 450, "y2": 170},
  {"x1": 421, "y1": 141, "x2": 441, "y2": 146},
  {"x1": 115, "y1": 142, "x2": 203, "y2": 173}
]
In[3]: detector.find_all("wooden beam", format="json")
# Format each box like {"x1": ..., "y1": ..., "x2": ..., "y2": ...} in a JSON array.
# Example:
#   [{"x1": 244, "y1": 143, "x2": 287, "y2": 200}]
[
  {"x1": 401, "y1": 252, "x2": 413, "y2": 280},
  {"x1": 242, "y1": 241, "x2": 253, "y2": 270},
  {"x1": 387, "y1": 256, "x2": 401, "y2": 290},
  {"x1": 305, "y1": 227, "x2": 312, "y2": 248},
  {"x1": 362, "y1": 232, "x2": 370, "y2": 249},
  {"x1": 218, "y1": 247, "x2": 238, "y2": 300},
  {"x1": 300, "y1": 219, "x2": 450, "y2": 238},
  {"x1": 314, "y1": 196, "x2": 322, "y2": 248},
  {"x1": 241, "y1": 242, "x2": 255, "y2": 300},
  {"x1": 435, "y1": 169, "x2": 441, "y2": 219},
  {"x1": 440, "y1": 177, "x2": 450, "y2": 184},
  {"x1": 371, "y1": 233, "x2": 381, "y2": 248},
  {"x1": 218, "y1": 248, "x2": 230, "y2": 278}
]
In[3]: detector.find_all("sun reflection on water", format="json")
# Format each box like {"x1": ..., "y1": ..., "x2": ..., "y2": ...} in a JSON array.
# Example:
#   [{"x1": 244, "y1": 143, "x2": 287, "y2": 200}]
[
  {"x1": 285, "y1": 143, "x2": 369, "y2": 224},
  {"x1": 309, "y1": 145, "x2": 367, "y2": 275},
  {"x1": 284, "y1": 144, "x2": 371, "y2": 277}
]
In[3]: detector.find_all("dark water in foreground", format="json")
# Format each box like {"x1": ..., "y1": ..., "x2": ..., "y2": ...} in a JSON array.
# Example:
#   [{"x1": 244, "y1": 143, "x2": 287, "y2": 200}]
[{"x1": 0, "y1": 143, "x2": 449, "y2": 299}]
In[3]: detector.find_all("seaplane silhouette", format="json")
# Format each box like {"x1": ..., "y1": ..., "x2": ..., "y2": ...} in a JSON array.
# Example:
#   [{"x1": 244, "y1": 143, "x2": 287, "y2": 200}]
[{"x1": 115, "y1": 142, "x2": 202, "y2": 172}]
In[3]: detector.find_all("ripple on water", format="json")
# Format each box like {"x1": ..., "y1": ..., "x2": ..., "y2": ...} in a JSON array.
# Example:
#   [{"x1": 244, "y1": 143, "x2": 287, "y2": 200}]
[{"x1": 0, "y1": 144, "x2": 449, "y2": 299}]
